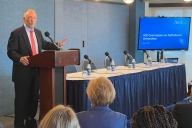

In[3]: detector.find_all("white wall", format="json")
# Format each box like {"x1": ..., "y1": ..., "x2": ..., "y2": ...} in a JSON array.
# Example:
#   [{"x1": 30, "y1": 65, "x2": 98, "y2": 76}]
[{"x1": 145, "y1": 6, "x2": 192, "y2": 83}]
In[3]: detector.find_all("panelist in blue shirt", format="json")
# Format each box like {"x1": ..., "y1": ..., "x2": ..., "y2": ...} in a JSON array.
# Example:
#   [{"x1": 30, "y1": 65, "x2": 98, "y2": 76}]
[{"x1": 76, "y1": 76, "x2": 127, "y2": 128}]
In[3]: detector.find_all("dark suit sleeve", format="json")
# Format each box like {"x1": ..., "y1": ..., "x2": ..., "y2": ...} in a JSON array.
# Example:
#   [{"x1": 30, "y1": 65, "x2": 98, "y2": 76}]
[
  {"x1": 172, "y1": 104, "x2": 181, "y2": 125},
  {"x1": 7, "y1": 31, "x2": 22, "y2": 64}
]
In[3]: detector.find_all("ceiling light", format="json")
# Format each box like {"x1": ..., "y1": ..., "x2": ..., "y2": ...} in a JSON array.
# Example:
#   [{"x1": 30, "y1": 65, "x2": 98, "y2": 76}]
[
  {"x1": 123, "y1": 0, "x2": 134, "y2": 4},
  {"x1": 184, "y1": 0, "x2": 192, "y2": 2}
]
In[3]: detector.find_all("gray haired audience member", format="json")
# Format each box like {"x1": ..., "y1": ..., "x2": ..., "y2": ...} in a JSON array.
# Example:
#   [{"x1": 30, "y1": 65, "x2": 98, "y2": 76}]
[{"x1": 131, "y1": 105, "x2": 177, "y2": 128}]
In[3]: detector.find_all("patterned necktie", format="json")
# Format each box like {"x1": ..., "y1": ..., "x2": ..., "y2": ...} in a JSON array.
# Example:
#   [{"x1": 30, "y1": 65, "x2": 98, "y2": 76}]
[{"x1": 30, "y1": 29, "x2": 37, "y2": 56}]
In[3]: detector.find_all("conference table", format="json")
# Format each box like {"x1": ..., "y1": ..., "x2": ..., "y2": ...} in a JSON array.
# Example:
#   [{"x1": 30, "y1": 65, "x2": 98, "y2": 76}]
[{"x1": 66, "y1": 62, "x2": 187, "y2": 119}]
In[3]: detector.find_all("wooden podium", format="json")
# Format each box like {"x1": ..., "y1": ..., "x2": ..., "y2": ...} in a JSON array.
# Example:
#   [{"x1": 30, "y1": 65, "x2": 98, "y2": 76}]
[{"x1": 28, "y1": 50, "x2": 80, "y2": 119}]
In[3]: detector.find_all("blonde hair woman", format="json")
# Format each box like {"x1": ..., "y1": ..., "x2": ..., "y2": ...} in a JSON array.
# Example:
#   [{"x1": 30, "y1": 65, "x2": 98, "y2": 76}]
[
  {"x1": 77, "y1": 77, "x2": 127, "y2": 128},
  {"x1": 38, "y1": 105, "x2": 80, "y2": 128}
]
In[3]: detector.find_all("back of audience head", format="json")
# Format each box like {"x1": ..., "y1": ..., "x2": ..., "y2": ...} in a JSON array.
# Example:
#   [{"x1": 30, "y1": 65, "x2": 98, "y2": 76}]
[
  {"x1": 86, "y1": 76, "x2": 116, "y2": 106},
  {"x1": 38, "y1": 105, "x2": 80, "y2": 128},
  {"x1": 131, "y1": 105, "x2": 177, "y2": 128}
]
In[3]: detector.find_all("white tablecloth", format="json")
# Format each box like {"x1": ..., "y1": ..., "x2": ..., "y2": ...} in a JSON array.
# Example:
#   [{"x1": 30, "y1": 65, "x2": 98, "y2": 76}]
[{"x1": 66, "y1": 62, "x2": 181, "y2": 80}]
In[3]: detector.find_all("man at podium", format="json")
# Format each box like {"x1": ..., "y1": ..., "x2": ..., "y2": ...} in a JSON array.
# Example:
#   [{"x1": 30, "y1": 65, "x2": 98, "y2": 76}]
[{"x1": 7, "y1": 9, "x2": 67, "y2": 128}]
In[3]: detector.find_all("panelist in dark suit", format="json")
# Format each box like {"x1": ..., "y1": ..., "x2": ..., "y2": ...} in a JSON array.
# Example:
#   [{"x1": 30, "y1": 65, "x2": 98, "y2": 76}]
[
  {"x1": 172, "y1": 102, "x2": 192, "y2": 128},
  {"x1": 7, "y1": 9, "x2": 67, "y2": 128},
  {"x1": 76, "y1": 77, "x2": 127, "y2": 128}
]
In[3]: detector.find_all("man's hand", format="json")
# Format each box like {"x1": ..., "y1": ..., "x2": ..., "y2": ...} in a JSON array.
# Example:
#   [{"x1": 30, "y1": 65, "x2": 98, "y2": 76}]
[
  {"x1": 58, "y1": 37, "x2": 68, "y2": 47},
  {"x1": 20, "y1": 56, "x2": 30, "y2": 66}
]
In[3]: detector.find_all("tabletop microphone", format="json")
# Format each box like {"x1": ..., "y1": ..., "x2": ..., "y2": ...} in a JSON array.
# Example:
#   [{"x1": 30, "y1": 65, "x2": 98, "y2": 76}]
[
  {"x1": 123, "y1": 51, "x2": 133, "y2": 60},
  {"x1": 84, "y1": 55, "x2": 92, "y2": 64},
  {"x1": 44, "y1": 31, "x2": 60, "y2": 50},
  {"x1": 143, "y1": 50, "x2": 150, "y2": 59},
  {"x1": 124, "y1": 51, "x2": 130, "y2": 59},
  {"x1": 105, "y1": 52, "x2": 112, "y2": 62}
]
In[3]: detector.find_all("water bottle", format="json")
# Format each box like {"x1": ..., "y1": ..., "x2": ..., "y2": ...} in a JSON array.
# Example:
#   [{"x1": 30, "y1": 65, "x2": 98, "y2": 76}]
[
  {"x1": 87, "y1": 64, "x2": 91, "y2": 76},
  {"x1": 164, "y1": 56, "x2": 167, "y2": 63},
  {"x1": 132, "y1": 59, "x2": 136, "y2": 69},
  {"x1": 148, "y1": 57, "x2": 152, "y2": 66},
  {"x1": 82, "y1": 70, "x2": 87, "y2": 78},
  {"x1": 111, "y1": 60, "x2": 115, "y2": 72}
]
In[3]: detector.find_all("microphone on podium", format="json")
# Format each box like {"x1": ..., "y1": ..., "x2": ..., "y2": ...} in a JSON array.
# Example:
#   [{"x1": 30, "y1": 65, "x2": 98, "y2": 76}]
[{"x1": 44, "y1": 31, "x2": 61, "y2": 50}]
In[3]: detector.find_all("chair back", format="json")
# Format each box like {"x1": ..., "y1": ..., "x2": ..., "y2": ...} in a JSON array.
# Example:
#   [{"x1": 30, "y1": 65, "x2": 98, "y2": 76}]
[
  {"x1": 66, "y1": 65, "x2": 77, "y2": 73},
  {"x1": 166, "y1": 58, "x2": 178, "y2": 63}
]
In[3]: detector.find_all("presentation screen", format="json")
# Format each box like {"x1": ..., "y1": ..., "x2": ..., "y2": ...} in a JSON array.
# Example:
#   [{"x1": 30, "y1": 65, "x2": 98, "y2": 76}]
[{"x1": 137, "y1": 17, "x2": 191, "y2": 50}]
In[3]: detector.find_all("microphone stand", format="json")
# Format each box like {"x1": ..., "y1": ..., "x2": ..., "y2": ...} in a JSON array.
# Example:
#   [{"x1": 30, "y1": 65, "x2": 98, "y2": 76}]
[
  {"x1": 89, "y1": 58, "x2": 97, "y2": 70},
  {"x1": 124, "y1": 55, "x2": 129, "y2": 66},
  {"x1": 104, "y1": 56, "x2": 113, "y2": 68},
  {"x1": 47, "y1": 36, "x2": 62, "y2": 51},
  {"x1": 124, "y1": 54, "x2": 133, "y2": 66},
  {"x1": 82, "y1": 59, "x2": 86, "y2": 71},
  {"x1": 82, "y1": 58, "x2": 97, "y2": 71},
  {"x1": 104, "y1": 57, "x2": 108, "y2": 68}
]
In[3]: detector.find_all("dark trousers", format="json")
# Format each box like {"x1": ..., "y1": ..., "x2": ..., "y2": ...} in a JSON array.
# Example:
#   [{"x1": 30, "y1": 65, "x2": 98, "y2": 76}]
[{"x1": 14, "y1": 71, "x2": 39, "y2": 128}]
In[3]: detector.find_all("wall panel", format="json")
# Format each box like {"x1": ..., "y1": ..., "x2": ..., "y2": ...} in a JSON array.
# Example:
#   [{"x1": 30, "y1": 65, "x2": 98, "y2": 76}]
[{"x1": 55, "y1": 0, "x2": 129, "y2": 71}]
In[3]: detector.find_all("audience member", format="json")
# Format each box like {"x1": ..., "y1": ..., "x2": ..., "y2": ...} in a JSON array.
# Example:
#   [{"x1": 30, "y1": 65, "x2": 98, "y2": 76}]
[
  {"x1": 76, "y1": 76, "x2": 127, "y2": 128},
  {"x1": 172, "y1": 102, "x2": 192, "y2": 128},
  {"x1": 38, "y1": 105, "x2": 80, "y2": 128},
  {"x1": 131, "y1": 105, "x2": 177, "y2": 128}
]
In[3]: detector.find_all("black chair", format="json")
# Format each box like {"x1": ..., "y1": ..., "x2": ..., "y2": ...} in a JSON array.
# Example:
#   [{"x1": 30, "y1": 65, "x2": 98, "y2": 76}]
[
  {"x1": 66, "y1": 65, "x2": 77, "y2": 73},
  {"x1": 166, "y1": 58, "x2": 178, "y2": 63},
  {"x1": 188, "y1": 82, "x2": 192, "y2": 96}
]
